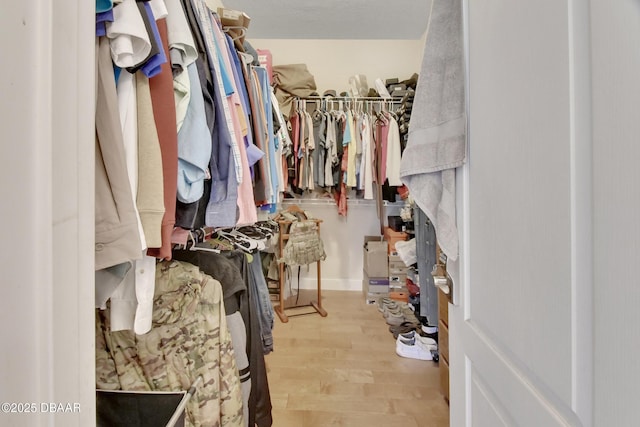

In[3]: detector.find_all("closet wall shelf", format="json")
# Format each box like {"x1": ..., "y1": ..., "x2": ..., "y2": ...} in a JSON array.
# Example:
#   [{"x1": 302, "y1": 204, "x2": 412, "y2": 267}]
[
  {"x1": 294, "y1": 95, "x2": 403, "y2": 102},
  {"x1": 280, "y1": 198, "x2": 404, "y2": 207}
]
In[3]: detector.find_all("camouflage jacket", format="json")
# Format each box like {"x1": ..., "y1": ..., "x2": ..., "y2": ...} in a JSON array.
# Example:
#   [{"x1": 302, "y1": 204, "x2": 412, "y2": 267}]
[{"x1": 96, "y1": 260, "x2": 244, "y2": 427}]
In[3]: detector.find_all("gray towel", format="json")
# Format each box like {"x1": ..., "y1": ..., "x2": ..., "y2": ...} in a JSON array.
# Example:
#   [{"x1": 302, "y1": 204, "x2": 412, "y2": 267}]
[{"x1": 400, "y1": 0, "x2": 466, "y2": 260}]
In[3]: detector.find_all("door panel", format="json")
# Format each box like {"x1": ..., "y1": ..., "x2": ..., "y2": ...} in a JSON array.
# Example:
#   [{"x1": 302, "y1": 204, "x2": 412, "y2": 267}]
[
  {"x1": 469, "y1": 360, "x2": 514, "y2": 427},
  {"x1": 467, "y1": 0, "x2": 572, "y2": 404},
  {"x1": 449, "y1": 0, "x2": 592, "y2": 425}
]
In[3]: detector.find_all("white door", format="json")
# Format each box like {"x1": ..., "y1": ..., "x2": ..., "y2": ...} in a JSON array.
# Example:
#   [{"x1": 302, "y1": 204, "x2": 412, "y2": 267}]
[{"x1": 447, "y1": 1, "x2": 594, "y2": 425}]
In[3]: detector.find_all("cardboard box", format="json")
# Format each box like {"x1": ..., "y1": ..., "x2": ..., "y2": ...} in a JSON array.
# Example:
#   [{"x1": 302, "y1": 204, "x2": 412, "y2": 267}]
[
  {"x1": 365, "y1": 292, "x2": 386, "y2": 305},
  {"x1": 218, "y1": 8, "x2": 251, "y2": 28},
  {"x1": 363, "y1": 236, "x2": 388, "y2": 278},
  {"x1": 217, "y1": 8, "x2": 251, "y2": 44},
  {"x1": 383, "y1": 227, "x2": 408, "y2": 254},
  {"x1": 389, "y1": 290, "x2": 409, "y2": 303},
  {"x1": 389, "y1": 257, "x2": 409, "y2": 274},
  {"x1": 389, "y1": 267, "x2": 409, "y2": 277},
  {"x1": 389, "y1": 273, "x2": 407, "y2": 288},
  {"x1": 384, "y1": 227, "x2": 407, "y2": 239},
  {"x1": 362, "y1": 271, "x2": 390, "y2": 295},
  {"x1": 389, "y1": 254, "x2": 403, "y2": 264}
]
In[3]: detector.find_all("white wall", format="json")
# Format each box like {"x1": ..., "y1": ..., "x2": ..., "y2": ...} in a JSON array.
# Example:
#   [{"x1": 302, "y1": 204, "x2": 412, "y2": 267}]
[
  {"x1": 249, "y1": 37, "x2": 426, "y2": 94},
  {"x1": 591, "y1": 0, "x2": 640, "y2": 424},
  {"x1": 0, "y1": 1, "x2": 95, "y2": 426}
]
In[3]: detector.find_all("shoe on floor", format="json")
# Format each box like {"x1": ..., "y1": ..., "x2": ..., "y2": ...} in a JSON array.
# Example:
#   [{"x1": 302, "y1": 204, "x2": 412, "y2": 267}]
[
  {"x1": 395, "y1": 338, "x2": 434, "y2": 361},
  {"x1": 377, "y1": 297, "x2": 397, "y2": 313},
  {"x1": 389, "y1": 322, "x2": 417, "y2": 338},
  {"x1": 421, "y1": 323, "x2": 438, "y2": 334},
  {"x1": 385, "y1": 311, "x2": 406, "y2": 326},
  {"x1": 384, "y1": 307, "x2": 403, "y2": 318},
  {"x1": 400, "y1": 307, "x2": 420, "y2": 325},
  {"x1": 399, "y1": 331, "x2": 437, "y2": 347}
]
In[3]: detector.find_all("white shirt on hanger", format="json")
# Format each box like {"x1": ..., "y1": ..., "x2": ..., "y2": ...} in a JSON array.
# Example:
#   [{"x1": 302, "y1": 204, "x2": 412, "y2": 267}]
[
  {"x1": 106, "y1": 0, "x2": 152, "y2": 68},
  {"x1": 362, "y1": 114, "x2": 375, "y2": 199},
  {"x1": 386, "y1": 116, "x2": 403, "y2": 186}
]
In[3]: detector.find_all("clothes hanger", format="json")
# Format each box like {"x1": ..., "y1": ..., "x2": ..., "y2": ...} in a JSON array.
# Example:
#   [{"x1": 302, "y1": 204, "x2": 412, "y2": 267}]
[
  {"x1": 202, "y1": 236, "x2": 235, "y2": 252},
  {"x1": 222, "y1": 26, "x2": 246, "y2": 42},
  {"x1": 230, "y1": 227, "x2": 266, "y2": 251},
  {"x1": 186, "y1": 230, "x2": 221, "y2": 253},
  {"x1": 387, "y1": 99, "x2": 400, "y2": 120},
  {"x1": 216, "y1": 229, "x2": 256, "y2": 253},
  {"x1": 256, "y1": 219, "x2": 279, "y2": 233},
  {"x1": 237, "y1": 225, "x2": 272, "y2": 240},
  {"x1": 171, "y1": 227, "x2": 191, "y2": 249}
]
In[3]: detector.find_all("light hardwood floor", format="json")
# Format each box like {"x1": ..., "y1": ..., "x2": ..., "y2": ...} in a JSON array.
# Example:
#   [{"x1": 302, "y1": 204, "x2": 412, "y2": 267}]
[{"x1": 265, "y1": 290, "x2": 450, "y2": 427}]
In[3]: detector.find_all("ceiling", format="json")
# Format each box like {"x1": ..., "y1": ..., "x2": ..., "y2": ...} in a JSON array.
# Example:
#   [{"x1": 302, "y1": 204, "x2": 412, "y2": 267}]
[{"x1": 222, "y1": 0, "x2": 431, "y2": 40}]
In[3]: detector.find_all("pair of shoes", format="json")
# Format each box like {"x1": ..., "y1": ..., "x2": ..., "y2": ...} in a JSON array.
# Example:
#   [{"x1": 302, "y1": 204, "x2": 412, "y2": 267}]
[
  {"x1": 399, "y1": 330, "x2": 437, "y2": 346},
  {"x1": 377, "y1": 297, "x2": 396, "y2": 313},
  {"x1": 381, "y1": 305, "x2": 401, "y2": 318},
  {"x1": 398, "y1": 304, "x2": 421, "y2": 327},
  {"x1": 381, "y1": 300, "x2": 421, "y2": 327},
  {"x1": 389, "y1": 321, "x2": 417, "y2": 339},
  {"x1": 395, "y1": 335, "x2": 436, "y2": 361},
  {"x1": 385, "y1": 311, "x2": 406, "y2": 326},
  {"x1": 420, "y1": 324, "x2": 439, "y2": 341}
]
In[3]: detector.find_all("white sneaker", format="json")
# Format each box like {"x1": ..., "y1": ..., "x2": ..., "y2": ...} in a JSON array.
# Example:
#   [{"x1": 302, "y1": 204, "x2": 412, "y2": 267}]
[
  {"x1": 398, "y1": 331, "x2": 437, "y2": 346},
  {"x1": 395, "y1": 338, "x2": 435, "y2": 361}
]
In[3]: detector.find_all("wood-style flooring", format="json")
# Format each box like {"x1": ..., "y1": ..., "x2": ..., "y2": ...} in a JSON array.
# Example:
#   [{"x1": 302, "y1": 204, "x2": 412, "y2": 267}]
[{"x1": 265, "y1": 290, "x2": 450, "y2": 427}]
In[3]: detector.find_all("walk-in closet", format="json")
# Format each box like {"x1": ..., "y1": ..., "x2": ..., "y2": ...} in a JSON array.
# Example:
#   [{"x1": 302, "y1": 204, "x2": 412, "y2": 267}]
[
  {"x1": 7, "y1": 0, "x2": 637, "y2": 426},
  {"x1": 90, "y1": 0, "x2": 453, "y2": 424}
]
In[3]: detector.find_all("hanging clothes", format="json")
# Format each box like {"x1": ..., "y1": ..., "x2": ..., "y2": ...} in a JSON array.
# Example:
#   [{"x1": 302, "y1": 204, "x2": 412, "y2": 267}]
[
  {"x1": 135, "y1": 73, "x2": 165, "y2": 248},
  {"x1": 95, "y1": 3, "x2": 283, "y2": 425},
  {"x1": 256, "y1": 67, "x2": 279, "y2": 205},
  {"x1": 146, "y1": 17, "x2": 178, "y2": 260},
  {"x1": 96, "y1": 260, "x2": 245, "y2": 427},
  {"x1": 95, "y1": 35, "x2": 142, "y2": 270},
  {"x1": 386, "y1": 115, "x2": 402, "y2": 186},
  {"x1": 281, "y1": 98, "x2": 402, "y2": 215},
  {"x1": 362, "y1": 114, "x2": 375, "y2": 199},
  {"x1": 246, "y1": 66, "x2": 269, "y2": 205}
]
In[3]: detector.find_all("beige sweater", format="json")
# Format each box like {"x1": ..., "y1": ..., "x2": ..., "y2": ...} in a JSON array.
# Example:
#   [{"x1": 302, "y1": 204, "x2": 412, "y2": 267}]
[{"x1": 135, "y1": 74, "x2": 165, "y2": 249}]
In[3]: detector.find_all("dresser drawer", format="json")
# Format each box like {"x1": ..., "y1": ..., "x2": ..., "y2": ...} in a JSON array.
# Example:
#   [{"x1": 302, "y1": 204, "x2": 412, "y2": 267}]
[
  {"x1": 438, "y1": 287, "x2": 449, "y2": 326},
  {"x1": 438, "y1": 319, "x2": 449, "y2": 363},
  {"x1": 440, "y1": 354, "x2": 450, "y2": 403}
]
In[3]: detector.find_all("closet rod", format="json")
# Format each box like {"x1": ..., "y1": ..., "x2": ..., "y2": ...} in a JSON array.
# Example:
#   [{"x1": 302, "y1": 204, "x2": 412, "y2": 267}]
[{"x1": 295, "y1": 96, "x2": 402, "y2": 102}]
